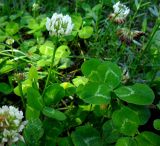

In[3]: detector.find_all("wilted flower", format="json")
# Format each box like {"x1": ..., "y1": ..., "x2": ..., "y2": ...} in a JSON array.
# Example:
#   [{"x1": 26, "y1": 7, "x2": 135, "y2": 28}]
[
  {"x1": 109, "y1": 1, "x2": 130, "y2": 24},
  {"x1": 46, "y1": 13, "x2": 74, "y2": 36},
  {"x1": 117, "y1": 28, "x2": 145, "y2": 44},
  {"x1": 0, "y1": 106, "x2": 27, "y2": 145}
]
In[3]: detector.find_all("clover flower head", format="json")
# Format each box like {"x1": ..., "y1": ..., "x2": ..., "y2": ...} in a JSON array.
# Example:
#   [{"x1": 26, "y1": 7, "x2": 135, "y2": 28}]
[
  {"x1": 117, "y1": 28, "x2": 145, "y2": 44},
  {"x1": 46, "y1": 13, "x2": 74, "y2": 36},
  {"x1": 0, "y1": 106, "x2": 27, "y2": 145},
  {"x1": 113, "y1": 1, "x2": 130, "y2": 18},
  {"x1": 109, "y1": 1, "x2": 130, "y2": 24}
]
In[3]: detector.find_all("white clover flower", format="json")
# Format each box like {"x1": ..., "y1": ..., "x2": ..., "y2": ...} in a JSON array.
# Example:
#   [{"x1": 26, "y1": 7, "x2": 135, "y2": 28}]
[
  {"x1": 0, "y1": 106, "x2": 27, "y2": 145},
  {"x1": 109, "y1": 1, "x2": 130, "y2": 24},
  {"x1": 113, "y1": 1, "x2": 130, "y2": 18},
  {"x1": 46, "y1": 13, "x2": 74, "y2": 36}
]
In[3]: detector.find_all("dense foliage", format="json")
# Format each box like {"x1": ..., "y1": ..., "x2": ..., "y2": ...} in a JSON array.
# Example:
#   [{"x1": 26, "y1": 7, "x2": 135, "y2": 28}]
[{"x1": 0, "y1": 0, "x2": 160, "y2": 145}]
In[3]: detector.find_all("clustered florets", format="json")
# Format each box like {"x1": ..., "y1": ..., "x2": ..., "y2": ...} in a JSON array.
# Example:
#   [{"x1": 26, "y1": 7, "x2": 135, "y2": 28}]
[
  {"x1": 109, "y1": 1, "x2": 130, "y2": 24},
  {"x1": 46, "y1": 13, "x2": 74, "y2": 36},
  {"x1": 0, "y1": 106, "x2": 27, "y2": 145},
  {"x1": 108, "y1": 1, "x2": 145, "y2": 44},
  {"x1": 113, "y1": 1, "x2": 130, "y2": 19}
]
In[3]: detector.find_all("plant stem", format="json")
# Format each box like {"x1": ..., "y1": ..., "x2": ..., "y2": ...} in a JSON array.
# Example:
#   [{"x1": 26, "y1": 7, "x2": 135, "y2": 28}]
[
  {"x1": 42, "y1": 39, "x2": 58, "y2": 96},
  {"x1": 149, "y1": 70, "x2": 157, "y2": 86},
  {"x1": 0, "y1": 52, "x2": 31, "y2": 63},
  {"x1": 143, "y1": 18, "x2": 160, "y2": 52},
  {"x1": 11, "y1": 46, "x2": 14, "y2": 56},
  {"x1": 130, "y1": 17, "x2": 160, "y2": 78},
  {"x1": 18, "y1": 81, "x2": 25, "y2": 109},
  {"x1": 75, "y1": 0, "x2": 78, "y2": 13},
  {"x1": 136, "y1": 17, "x2": 160, "y2": 64},
  {"x1": 115, "y1": 42, "x2": 123, "y2": 60},
  {"x1": 61, "y1": 99, "x2": 68, "y2": 107},
  {"x1": 129, "y1": 1, "x2": 142, "y2": 29}
]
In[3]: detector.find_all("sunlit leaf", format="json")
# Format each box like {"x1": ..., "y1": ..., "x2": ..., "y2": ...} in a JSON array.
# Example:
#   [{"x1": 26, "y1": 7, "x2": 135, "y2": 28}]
[
  {"x1": 60, "y1": 82, "x2": 76, "y2": 96},
  {"x1": 5, "y1": 22, "x2": 19, "y2": 35},
  {"x1": 72, "y1": 76, "x2": 88, "y2": 87},
  {"x1": 78, "y1": 26, "x2": 93, "y2": 39},
  {"x1": 39, "y1": 41, "x2": 54, "y2": 56},
  {"x1": 14, "y1": 79, "x2": 32, "y2": 96},
  {"x1": 28, "y1": 65, "x2": 38, "y2": 81},
  {"x1": 72, "y1": 14, "x2": 82, "y2": 30}
]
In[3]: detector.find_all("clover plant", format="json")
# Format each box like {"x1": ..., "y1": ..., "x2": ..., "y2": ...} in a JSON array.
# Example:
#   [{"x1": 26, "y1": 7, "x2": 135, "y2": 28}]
[{"x1": 0, "y1": 0, "x2": 160, "y2": 146}]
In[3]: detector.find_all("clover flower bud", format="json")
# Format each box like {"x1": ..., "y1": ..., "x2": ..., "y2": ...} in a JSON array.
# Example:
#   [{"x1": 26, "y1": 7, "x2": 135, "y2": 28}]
[
  {"x1": 0, "y1": 106, "x2": 27, "y2": 145},
  {"x1": 46, "y1": 13, "x2": 74, "y2": 36},
  {"x1": 14, "y1": 72, "x2": 25, "y2": 82},
  {"x1": 109, "y1": 1, "x2": 130, "y2": 24},
  {"x1": 32, "y1": 3, "x2": 40, "y2": 11},
  {"x1": 6, "y1": 38, "x2": 14, "y2": 45},
  {"x1": 122, "y1": 67, "x2": 130, "y2": 83}
]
